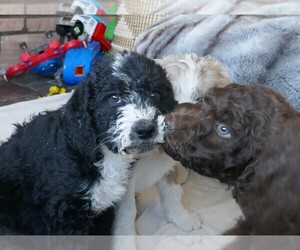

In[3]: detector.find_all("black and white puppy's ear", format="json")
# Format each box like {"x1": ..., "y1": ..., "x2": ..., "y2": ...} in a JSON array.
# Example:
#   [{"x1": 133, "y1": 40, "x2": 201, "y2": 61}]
[{"x1": 60, "y1": 55, "x2": 119, "y2": 162}]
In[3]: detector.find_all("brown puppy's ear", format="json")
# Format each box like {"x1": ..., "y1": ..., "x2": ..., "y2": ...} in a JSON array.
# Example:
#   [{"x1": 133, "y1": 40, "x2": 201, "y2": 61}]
[
  {"x1": 223, "y1": 135, "x2": 261, "y2": 171},
  {"x1": 223, "y1": 110, "x2": 264, "y2": 171},
  {"x1": 224, "y1": 107, "x2": 280, "y2": 174}
]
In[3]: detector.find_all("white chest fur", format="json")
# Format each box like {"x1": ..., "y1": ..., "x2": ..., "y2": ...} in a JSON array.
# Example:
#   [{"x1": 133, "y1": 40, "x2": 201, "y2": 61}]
[{"x1": 88, "y1": 146, "x2": 135, "y2": 212}]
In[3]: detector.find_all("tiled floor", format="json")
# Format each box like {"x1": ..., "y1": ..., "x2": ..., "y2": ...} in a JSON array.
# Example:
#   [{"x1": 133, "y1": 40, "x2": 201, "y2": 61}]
[{"x1": 0, "y1": 73, "x2": 77, "y2": 107}]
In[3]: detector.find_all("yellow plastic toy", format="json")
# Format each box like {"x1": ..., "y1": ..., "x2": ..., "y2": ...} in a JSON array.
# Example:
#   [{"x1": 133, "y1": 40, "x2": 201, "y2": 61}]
[{"x1": 47, "y1": 85, "x2": 66, "y2": 96}]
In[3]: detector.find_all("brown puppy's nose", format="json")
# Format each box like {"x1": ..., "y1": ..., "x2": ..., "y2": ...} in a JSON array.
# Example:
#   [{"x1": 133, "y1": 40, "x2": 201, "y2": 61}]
[{"x1": 165, "y1": 114, "x2": 175, "y2": 131}]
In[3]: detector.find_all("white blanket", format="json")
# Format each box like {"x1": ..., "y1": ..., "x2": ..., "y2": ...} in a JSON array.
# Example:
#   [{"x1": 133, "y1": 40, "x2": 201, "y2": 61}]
[
  {"x1": 134, "y1": 0, "x2": 300, "y2": 111},
  {"x1": 0, "y1": 94, "x2": 242, "y2": 249}
]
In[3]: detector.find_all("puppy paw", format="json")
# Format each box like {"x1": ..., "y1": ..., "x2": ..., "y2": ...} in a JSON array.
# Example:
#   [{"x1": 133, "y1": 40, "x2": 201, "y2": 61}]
[
  {"x1": 112, "y1": 236, "x2": 138, "y2": 250},
  {"x1": 167, "y1": 211, "x2": 202, "y2": 232}
]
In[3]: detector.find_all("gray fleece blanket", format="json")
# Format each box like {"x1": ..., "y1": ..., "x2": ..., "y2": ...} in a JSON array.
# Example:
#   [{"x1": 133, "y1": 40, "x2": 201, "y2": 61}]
[{"x1": 134, "y1": 0, "x2": 300, "y2": 110}]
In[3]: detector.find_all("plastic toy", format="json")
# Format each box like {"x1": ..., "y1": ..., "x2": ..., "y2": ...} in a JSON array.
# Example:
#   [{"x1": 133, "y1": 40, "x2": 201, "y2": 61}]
[
  {"x1": 56, "y1": 1, "x2": 117, "y2": 43},
  {"x1": 47, "y1": 85, "x2": 67, "y2": 96},
  {"x1": 1, "y1": 32, "x2": 85, "y2": 80},
  {"x1": 72, "y1": 0, "x2": 108, "y2": 14},
  {"x1": 56, "y1": 14, "x2": 111, "y2": 51},
  {"x1": 62, "y1": 41, "x2": 104, "y2": 85},
  {"x1": 104, "y1": 4, "x2": 117, "y2": 41},
  {"x1": 57, "y1": 0, "x2": 108, "y2": 15}
]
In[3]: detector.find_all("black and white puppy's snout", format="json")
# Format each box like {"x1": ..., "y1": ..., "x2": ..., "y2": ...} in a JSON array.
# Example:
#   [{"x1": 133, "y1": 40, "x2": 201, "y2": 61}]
[
  {"x1": 114, "y1": 102, "x2": 166, "y2": 155},
  {"x1": 132, "y1": 119, "x2": 157, "y2": 140}
]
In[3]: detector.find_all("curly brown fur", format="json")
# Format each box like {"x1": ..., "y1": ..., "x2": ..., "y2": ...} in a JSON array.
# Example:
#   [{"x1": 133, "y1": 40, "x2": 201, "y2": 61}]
[
  {"x1": 225, "y1": 118, "x2": 300, "y2": 235},
  {"x1": 163, "y1": 84, "x2": 299, "y2": 197}
]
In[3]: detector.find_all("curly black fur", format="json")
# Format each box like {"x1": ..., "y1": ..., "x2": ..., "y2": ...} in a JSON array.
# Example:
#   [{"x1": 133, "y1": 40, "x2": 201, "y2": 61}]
[{"x1": 0, "y1": 51, "x2": 176, "y2": 235}]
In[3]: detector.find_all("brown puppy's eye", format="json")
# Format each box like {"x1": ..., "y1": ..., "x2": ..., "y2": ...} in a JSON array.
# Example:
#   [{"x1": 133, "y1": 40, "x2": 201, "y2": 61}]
[
  {"x1": 195, "y1": 97, "x2": 202, "y2": 103},
  {"x1": 217, "y1": 123, "x2": 231, "y2": 139}
]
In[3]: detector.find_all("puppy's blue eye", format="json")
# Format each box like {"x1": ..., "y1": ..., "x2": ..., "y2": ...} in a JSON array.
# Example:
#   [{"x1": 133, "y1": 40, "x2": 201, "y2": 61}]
[
  {"x1": 217, "y1": 123, "x2": 231, "y2": 138},
  {"x1": 195, "y1": 97, "x2": 202, "y2": 103},
  {"x1": 150, "y1": 90, "x2": 160, "y2": 100},
  {"x1": 109, "y1": 95, "x2": 122, "y2": 105}
]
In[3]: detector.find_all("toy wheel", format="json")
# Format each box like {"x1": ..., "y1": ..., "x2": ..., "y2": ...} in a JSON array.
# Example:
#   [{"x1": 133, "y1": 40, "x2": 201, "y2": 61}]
[
  {"x1": 56, "y1": 24, "x2": 71, "y2": 36},
  {"x1": 70, "y1": 22, "x2": 84, "y2": 39},
  {"x1": 45, "y1": 31, "x2": 53, "y2": 39},
  {"x1": 19, "y1": 42, "x2": 28, "y2": 50}
]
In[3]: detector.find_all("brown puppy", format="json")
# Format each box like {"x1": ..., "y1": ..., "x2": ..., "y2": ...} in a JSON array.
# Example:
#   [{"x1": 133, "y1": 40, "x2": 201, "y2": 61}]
[
  {"x1": 163, "y1": 83, "x2": 299, "y2": 198},
  {"x1": 163, "y1": 83, "x2": 300, "y2": 234},
  {"x1": 226, "y1": 118, "x2": 300, "y2": 235}
]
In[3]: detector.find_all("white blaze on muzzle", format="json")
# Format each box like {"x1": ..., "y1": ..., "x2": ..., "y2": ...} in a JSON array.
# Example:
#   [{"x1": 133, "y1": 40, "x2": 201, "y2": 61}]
[{"x1": 113, "y1": 102, "x2": 165, "y2": 154}]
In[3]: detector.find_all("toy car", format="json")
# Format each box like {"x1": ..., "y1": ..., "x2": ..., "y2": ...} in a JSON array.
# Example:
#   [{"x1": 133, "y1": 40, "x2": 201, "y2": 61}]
[
  {"x1": 56, "y1": 14, "x2": 111, "y2": 51},
  {"x1": 62, "y1": 41, "x2": 104, "y2": 85},
  {"x1": 0, "y1": 32, "x2": 85, "y2": 80}
]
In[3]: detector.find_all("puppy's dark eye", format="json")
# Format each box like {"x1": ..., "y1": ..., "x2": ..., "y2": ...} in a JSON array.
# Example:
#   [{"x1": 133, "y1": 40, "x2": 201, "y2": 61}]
[
  {"x1": 109, "y1": 94, "x2": 122, "y2": 105},
  {"x1": 150, "y1": 90, "x2": 160, "y2": 101},
  {"x1": 217, "y1": 123, "x2": 231, "y2": 138},
  {"x1": 195, "y1": 97, "x2": 202, "y2": 103}
]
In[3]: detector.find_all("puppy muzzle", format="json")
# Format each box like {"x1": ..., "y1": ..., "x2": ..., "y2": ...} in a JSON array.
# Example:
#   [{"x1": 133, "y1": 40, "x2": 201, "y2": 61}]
[{"x1": 121, "y1": 116, "x2": 166, "y2": 155}]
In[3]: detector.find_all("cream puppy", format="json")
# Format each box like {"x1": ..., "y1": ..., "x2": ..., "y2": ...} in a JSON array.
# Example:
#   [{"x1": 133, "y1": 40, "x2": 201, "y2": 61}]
[{"x1": 113, "y1": 54, "x2": 230, "y2": 249}]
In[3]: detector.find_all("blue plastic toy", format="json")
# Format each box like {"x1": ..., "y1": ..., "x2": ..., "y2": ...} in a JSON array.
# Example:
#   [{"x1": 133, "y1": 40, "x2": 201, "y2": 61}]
[
  {"x1": 62, "y1": 41, "x2": 103, "y2": 85},
  {"x1": 29, "y1": 57, "x2": 62, "y2": 77}
]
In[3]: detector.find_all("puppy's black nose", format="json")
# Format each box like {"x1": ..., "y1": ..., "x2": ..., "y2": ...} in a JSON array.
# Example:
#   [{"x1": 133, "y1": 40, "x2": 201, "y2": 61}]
[{"x1": 133, "y1": 120, "x2": 156, "y2": 140}]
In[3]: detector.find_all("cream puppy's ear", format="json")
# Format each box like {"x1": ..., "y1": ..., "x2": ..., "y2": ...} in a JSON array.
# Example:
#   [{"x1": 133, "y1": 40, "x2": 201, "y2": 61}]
[
  {"x1": 153, "y1": 58, "x2": 164, "y2": 67},
  {"x1": 195, "y1": 55, "x2": 231, "y2": 93}
]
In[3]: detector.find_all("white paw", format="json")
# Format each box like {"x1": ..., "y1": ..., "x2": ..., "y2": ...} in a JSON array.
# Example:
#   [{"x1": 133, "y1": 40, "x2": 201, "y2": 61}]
[
  {"x1": 167, "y1": 211, "x2": 202, "y2": 232},
  {"x1": 112, "y1": 236, "x2": 138, "y2": 250}
]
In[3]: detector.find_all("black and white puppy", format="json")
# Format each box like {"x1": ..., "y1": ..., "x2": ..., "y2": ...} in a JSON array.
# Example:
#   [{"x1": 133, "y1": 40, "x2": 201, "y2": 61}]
[
  {"x1": 0, "y1": 51, "x2": 177, "y2": 235},
  {"x1": 113, "y1": 54, "x2": 230, "y2": 250}
]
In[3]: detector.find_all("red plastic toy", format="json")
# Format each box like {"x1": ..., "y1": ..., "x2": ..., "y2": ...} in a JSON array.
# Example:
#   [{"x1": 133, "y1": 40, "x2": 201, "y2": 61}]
[
  {"x1": 2, "y1": 32, "x2": 85, "y2": 80},
  {"x1": 56, "y1": 14, "x2": 111, "y2": 52}
]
